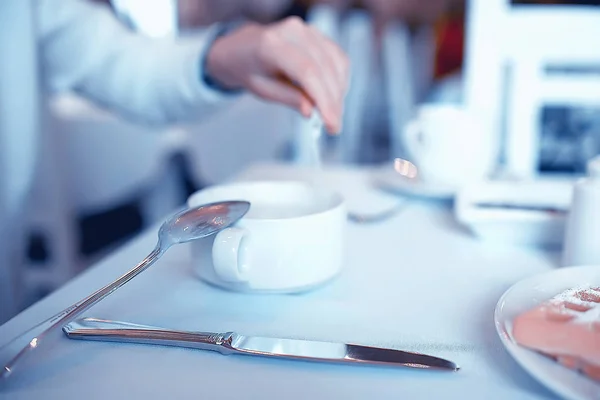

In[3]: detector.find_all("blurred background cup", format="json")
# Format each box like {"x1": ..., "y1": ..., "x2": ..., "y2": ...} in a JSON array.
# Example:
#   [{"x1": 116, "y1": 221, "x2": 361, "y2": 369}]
[{"x1": 403, "y1": 104, "x2": 495, "y2": 187}]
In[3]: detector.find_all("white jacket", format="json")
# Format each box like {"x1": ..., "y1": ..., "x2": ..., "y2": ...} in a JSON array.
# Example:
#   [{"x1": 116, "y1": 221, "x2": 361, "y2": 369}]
[{"x1": 0, "y1": 0, "x2": 234, "y2": 322}]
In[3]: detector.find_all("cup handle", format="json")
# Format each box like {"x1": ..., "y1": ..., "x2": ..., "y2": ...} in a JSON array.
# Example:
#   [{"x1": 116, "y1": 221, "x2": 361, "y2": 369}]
[
  {"x1": 211, "y1": 227, "x2": 251, "y2": 283},
  {"x1": 403, "y1": 120, "x2": 425, "y2": 159}
]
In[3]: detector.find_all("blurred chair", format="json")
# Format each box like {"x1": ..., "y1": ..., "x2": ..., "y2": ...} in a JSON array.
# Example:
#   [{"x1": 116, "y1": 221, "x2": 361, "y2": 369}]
[
  {"x1": 48, "y1": 94, "x2": 186, "y2": 223},
  {"x1": 21, "y1": 115, "x2": 80, "y2": 303},
  {"x1": 464, "y1": 0, "x2": 600, "y2": 178},
  {"x1": 20, "y1": 93, "x2": 186, "y2": 306}
]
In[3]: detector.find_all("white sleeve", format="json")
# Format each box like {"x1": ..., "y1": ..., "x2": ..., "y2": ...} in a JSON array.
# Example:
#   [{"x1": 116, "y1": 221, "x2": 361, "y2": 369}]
[{"x1": 36, "y1": 0, "x2": 238, "y2": 125}]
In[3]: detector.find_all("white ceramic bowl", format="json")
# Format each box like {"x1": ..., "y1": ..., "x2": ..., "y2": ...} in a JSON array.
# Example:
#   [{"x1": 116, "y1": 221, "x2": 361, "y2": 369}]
[{"x1": 187, "y1": 181, "x2": 346, "y2": 293}]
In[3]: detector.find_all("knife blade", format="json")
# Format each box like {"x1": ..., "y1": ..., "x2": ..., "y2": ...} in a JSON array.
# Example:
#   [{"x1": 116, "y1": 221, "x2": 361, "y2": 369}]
[{"x1": 63, "y1": 318, "x2": 459, "y2": 371}]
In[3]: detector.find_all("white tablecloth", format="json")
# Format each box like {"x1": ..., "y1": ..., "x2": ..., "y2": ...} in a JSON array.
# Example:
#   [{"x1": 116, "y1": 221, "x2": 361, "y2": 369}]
[{"x1": 0, "y1": 163, "x2": 562, "y2": 399}]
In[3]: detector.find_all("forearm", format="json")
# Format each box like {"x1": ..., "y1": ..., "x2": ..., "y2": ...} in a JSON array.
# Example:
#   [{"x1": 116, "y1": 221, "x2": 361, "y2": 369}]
[{"x1": 37, "y1": 0, "x2": 236, "y2": 126}]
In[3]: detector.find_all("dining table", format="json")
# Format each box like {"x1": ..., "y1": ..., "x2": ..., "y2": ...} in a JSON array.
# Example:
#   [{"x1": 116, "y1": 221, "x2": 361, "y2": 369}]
[{"x1": 0, "y1": 161, "x2": 564, "y2": 399}]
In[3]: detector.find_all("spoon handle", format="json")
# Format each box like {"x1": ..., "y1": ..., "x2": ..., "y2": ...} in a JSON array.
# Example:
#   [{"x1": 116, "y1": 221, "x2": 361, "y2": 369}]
[{"x1": 0, "y1": 245, "x2": 164, "y2": 381}]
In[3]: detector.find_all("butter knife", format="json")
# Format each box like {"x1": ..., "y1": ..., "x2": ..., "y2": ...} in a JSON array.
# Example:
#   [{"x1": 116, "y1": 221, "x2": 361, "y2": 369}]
[{"x1": 63, "y1": 318, "x2": 459, "y2": 371}]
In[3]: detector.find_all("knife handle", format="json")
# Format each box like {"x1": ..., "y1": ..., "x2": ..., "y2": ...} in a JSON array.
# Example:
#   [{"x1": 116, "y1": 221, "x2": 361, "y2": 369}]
[{"x1": 62, "y1": 318, "x2": 236, "y2": 354}]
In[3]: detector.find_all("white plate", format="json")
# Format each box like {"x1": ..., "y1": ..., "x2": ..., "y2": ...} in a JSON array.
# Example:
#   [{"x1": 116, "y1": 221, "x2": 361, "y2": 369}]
[
  {"x1": 370, "y1": 165, "x2": 456, "y2": 200},
  {"x1": 495, "y1": 266, "x2": 600, "y2": 400}
]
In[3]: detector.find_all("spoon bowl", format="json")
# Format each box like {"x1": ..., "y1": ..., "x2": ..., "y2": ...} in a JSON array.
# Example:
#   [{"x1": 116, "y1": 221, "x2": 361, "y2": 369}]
[{"x1": 159, "y1": 201, "x2": 251, "y2": 245}]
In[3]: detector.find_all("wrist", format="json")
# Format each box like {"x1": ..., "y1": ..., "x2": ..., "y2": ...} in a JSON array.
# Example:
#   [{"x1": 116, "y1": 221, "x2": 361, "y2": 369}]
[{"x1": 203, "y1": 23, "x2": 246, "y2": 92}]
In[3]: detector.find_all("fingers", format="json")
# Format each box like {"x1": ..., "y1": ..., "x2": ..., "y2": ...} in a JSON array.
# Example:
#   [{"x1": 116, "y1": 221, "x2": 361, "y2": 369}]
[
  {"x1": 247, "y1": 75, "x2": 314, "y2": 117},
  {"x1": 258, "y1": 17, "x2": 349, "y2": 133},
  {"x1": 287, "y1": 30, "x2": 339, "y2": 126},
  {"x1": 305, "y1": 26, "x2": 350, "y2": 99},
  {"x1": 277, "y1": 49, "x2": 336, "y2": 131}
]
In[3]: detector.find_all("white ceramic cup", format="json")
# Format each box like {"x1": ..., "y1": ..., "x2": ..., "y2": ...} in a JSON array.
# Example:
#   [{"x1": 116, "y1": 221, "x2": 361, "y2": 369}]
[
  {"x1": 403, "y1": 105, "x2": 495, "y2": 186},
  {"x1": 187, "y1": 181, "x2": 346, "y2": 293}
]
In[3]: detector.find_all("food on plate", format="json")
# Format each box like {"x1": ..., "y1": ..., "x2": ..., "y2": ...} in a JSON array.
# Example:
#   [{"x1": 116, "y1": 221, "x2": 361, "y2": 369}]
[{"x1": 512, "y1": 286, "x2": 600, "y2": 381}]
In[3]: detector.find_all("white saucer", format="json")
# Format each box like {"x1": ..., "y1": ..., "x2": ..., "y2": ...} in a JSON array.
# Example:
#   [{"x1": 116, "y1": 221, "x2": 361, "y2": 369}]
[
  {"x1": 370, "y1": 165, "x2": 457, "y2": 200},
  {"x1": 495, "y1": 266, "x2": 600, "y2": 400}
]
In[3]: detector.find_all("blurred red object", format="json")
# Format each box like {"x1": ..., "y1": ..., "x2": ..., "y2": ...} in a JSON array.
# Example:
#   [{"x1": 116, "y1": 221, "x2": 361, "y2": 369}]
[{"x1": 433, "y1": 7, "x2": 464, "y2": 79}]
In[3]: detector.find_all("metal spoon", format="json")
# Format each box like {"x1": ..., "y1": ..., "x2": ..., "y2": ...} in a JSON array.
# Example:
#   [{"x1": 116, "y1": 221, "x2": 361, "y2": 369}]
[{"x1": 0, "y1": 200, "x2": 250, "y2": 381}]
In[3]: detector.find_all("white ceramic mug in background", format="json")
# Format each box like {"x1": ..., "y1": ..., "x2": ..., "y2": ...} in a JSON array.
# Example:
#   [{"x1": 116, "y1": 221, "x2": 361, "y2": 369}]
[
  {"x1": 403, "y1": 104, "x2": 496, "y2": 186},
  {"x1": 187, "y1": 181, "x2": 346, "y2": 293}
]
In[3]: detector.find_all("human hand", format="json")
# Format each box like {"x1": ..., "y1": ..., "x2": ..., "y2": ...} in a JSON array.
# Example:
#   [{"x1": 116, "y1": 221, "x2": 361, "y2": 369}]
[{"x1": 205, "y1": 17, "x2": 350, "y2": 134}]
